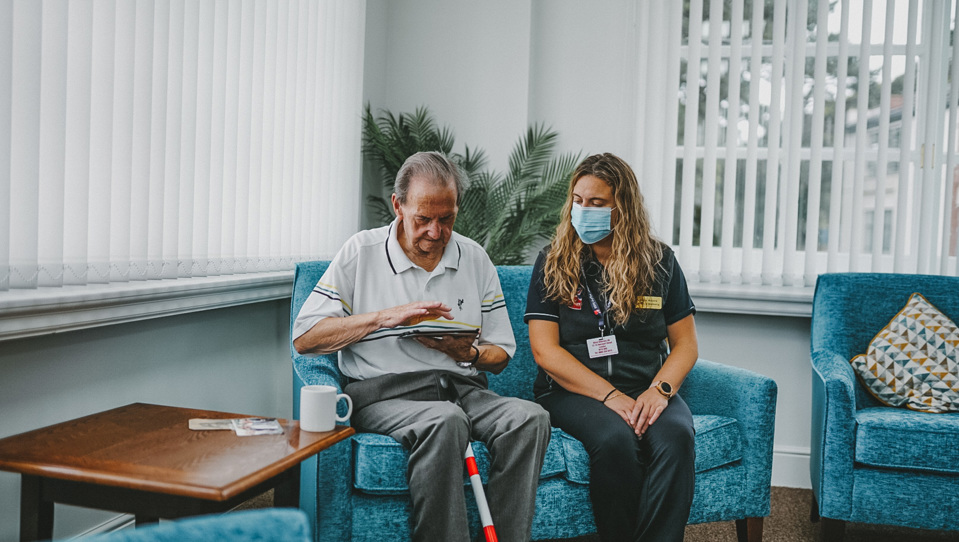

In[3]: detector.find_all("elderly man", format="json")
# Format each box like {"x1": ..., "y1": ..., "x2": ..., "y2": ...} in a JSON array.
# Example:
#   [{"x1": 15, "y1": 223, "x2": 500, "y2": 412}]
[{"x1": 293, "y1": 151, "x2": 550, "y2": 542}]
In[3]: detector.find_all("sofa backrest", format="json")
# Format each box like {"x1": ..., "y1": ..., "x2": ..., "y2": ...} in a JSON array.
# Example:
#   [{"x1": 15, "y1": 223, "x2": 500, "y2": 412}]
[
  {"x1": 290, "y1": 261, "x2": 537, "y2": 401},
  {"x1": 811, "y1": 272, "x2": 959, "y2": 359},
  {"x1": 811, "y1": 272, "x2": 959, "y2": 407},
  {"x1": 489, "y1": 266, "x2": 536, "y2": 401}
]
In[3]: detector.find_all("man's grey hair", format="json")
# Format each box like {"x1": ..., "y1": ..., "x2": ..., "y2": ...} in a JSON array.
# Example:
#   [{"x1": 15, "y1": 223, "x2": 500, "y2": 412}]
[{"x1": 394, "y1": 151, "x2": 465, "y2": 205}]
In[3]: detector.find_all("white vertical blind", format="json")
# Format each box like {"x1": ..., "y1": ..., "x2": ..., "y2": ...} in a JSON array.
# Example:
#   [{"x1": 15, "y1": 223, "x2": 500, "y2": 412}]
[
  {"x1": 761, "y1": 0, "x2": 786, "y2": 284},
  {"x1": 803, "y1": 0, "x2": 829, "y2": 286},
  {"x1": 894, "y1": 1, "x2": 920, "y2": 272},
  {"x1": 849, "y1": 1, "x2": 871, "y2": 272},
  {"x1": 0, "y1": 1, "x2": 12, "y2": 291},
  {"x1": 827, "y1": 0, "x2": 851, "y2": 274},
  {"x1": 944, "y1": 0, "x2": 959, "y2": 275},
  {"x1": 37, "y1": 0, "x2": 68, "y2": 288},
  {"x1": 740, "y1": 0, "x2": 764, "y2": 284},
  {"x1": 679, "y1": 0, "x2": 703, "y2": 280},
  {"x1": 781, "y1": 0, "x2": 807, "y2": 286},
  {"x1": 650, "y1": 0, "x2": 959, "y2": 288},
  {"x1": 10, "y1": 0, "x2": 42, "y2": 289},
  {"x1": 698, "y1": 0, "x2": 723, "y2": 283},
  {"x1": 720, "y1": 0, "x2": 743, "y2": 285},
  {"x1": 2, "y1": 0, "x2": 366, "y2": 293}
]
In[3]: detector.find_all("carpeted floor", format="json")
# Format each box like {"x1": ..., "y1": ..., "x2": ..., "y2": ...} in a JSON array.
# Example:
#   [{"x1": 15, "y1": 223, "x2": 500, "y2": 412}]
[{"x1": 239, "y1": 486, "x2": 958, "y2": 541}]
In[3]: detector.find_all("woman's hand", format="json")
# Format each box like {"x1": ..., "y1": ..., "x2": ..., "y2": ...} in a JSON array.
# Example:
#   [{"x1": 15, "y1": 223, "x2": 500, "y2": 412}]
[
  {"x1": 603, "y1": 393, "x2": 636, "y2": 425},
  {"x1": 629, "y1": 388, "x2": 669, "y2": 436}
]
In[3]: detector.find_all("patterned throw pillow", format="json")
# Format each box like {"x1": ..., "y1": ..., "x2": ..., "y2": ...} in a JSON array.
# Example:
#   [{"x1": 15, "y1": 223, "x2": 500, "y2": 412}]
[{"x1": 850, "y1": 292, "x2": 959, "y2": 413}]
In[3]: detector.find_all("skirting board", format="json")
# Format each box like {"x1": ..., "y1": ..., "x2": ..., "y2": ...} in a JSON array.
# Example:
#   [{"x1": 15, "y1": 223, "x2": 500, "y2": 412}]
[
  {"x1": 772, "y1": 445, "x2": 812, "y2": 489},
  {"x1": 70, "y1": 514, "x2": 134, "y2": 538}
]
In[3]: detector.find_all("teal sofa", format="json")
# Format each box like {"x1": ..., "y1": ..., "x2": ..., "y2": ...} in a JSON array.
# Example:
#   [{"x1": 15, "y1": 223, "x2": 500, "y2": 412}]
[
  {"x1": 291, "y1": 261, "x2": 778, "y2": 541},
  {"x1": 810, "y1": 273, "x2": 959, "y2": 540}
]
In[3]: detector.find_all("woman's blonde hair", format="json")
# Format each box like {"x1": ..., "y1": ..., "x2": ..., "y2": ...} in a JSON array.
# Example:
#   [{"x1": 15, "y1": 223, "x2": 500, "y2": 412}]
[{"x1": 543, "y1": 153, "x2": 663, "y2": 327}]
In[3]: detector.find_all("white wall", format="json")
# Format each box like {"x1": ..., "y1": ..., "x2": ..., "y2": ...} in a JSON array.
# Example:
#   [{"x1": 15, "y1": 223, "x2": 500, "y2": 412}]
[
  {"x1": 364, "y1": 0, "x2": 816, "y2": 488},
  {"x1": 697, "y1": 313, "x2": 813, "y2": 488},
  {"x1": 0, "y1": 300, "x2": 293, "y2": 541}
]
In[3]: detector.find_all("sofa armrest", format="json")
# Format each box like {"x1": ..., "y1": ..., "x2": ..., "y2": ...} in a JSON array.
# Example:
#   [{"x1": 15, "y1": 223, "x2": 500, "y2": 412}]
[
  {"x1": 293, "y1": 353, "x2": 344, "y2": 390},
  {"x1": 79, "y1": 509, "x2": 311, "y2": 542},
  {"x1": 292, "y1": 352, "x2": 353, "y2": 542},
  {"x1": 809, "y1": 349, "x2": 857, "y2": 519},
  {"x1": 681, "y1": 358, "x2": 778, "y2": 519}
]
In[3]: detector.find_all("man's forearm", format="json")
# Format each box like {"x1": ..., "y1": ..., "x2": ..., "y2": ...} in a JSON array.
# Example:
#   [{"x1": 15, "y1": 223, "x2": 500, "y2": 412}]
[
  {"x1": 293, "y1": 313, "x2": 382, "y2": 355},
  {"x1": 474, "y1": 344, "x2": 509, "y2": 374}
]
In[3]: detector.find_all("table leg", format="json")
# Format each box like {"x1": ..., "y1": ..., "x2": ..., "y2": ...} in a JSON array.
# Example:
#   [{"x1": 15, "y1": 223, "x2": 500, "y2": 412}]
[
  {"x1": 273, "y1": 464, "x2": 301, "y2": 508},
  {"x1": 20, "y1": 474, "x2": 53, "y2": 542}
]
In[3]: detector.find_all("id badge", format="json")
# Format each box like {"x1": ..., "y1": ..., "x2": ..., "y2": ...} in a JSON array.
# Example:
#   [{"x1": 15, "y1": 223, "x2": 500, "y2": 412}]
[{"x1": 586, "y1": 335, "x2": 619, "y2": 358}]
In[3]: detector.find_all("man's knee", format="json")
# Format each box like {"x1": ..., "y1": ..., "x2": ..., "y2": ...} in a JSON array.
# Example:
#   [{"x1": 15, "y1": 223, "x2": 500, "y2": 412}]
[
  {"x1": 503, "y1": 398, "x2": 551, "y2": 436},
  {"x1": 409, "y1": 402, "x2": 471, "y2": 449}
]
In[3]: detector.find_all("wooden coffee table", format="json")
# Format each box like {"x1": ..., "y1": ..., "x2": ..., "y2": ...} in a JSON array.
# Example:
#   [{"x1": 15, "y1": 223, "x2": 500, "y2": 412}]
[{"x1": 0, "y1": 402, "x2": 354, "y2": 541}]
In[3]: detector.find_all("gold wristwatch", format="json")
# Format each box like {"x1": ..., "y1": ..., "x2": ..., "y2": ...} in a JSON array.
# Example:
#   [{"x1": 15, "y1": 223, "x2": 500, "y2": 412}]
[{"x1": 653, "y1": 380, "x2": 673, "y2": 399}]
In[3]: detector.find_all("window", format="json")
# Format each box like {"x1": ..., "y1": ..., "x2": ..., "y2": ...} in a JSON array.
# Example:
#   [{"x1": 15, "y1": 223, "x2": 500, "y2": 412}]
[
  {"x1": 0, "y1": 0, "x2": 365, "y2": 292},
  {"x1": 635, "y1": 0, "x2": 959, "y2": 290}
]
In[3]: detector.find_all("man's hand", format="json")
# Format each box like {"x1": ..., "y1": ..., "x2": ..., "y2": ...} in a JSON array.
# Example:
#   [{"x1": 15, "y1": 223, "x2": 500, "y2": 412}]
[
  {"x1": 376, "y1": 301, "x2": 454, "y2": 328},
  {"x1": 294, "y1": 301, "x2": 454, "y2": 355},
  {"x1": 413, "y1": 332, "x2": 478, "y2": 363}
]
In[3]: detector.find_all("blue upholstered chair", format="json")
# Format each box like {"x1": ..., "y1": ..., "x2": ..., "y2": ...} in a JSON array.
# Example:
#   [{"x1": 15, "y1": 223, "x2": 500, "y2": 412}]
[
  {"x1": 292, "y1": 261, "x2": 778, "y2": 541},
  {"x1": 73, "y1": 509, "x2": 311, "y2": 542},
  {"x1": 810, "y1": 273, "x2": 959, "y2": 540}
]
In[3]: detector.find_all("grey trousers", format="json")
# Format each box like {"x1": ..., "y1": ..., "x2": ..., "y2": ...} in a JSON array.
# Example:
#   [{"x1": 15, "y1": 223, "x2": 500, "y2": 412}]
[{"x1": 348, "y1": 371, "x2": 551, "y2": 542}]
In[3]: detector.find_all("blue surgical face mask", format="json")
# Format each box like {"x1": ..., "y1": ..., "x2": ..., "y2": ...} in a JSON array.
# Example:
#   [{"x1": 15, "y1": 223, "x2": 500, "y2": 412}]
[{"x1": 571, "y1": 203, "x2": 615, "y2": 244}]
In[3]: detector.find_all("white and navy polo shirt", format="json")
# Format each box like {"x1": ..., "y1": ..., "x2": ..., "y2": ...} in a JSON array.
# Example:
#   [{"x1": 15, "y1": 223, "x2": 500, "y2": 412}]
[{"x1": 293, "y1": 219, "x2": 516, "y2": 380}]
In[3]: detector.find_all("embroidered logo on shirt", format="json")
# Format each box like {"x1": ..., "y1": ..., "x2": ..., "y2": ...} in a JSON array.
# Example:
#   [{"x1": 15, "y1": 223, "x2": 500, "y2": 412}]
[
  {"x1": 569, "y1": 288, "x2": 583, "y2": 310},
  {"x1": 457, "y1": 298, "x2": 464, "y2": 310},
  {"x1": 635, "y1": 296, "x2": 663, "y2": 310}
]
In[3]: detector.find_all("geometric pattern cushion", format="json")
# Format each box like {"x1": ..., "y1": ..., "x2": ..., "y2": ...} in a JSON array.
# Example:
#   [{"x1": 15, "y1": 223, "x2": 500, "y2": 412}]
[{"x1": 850, "y1": 292, "x2": 959, "y2": 413}]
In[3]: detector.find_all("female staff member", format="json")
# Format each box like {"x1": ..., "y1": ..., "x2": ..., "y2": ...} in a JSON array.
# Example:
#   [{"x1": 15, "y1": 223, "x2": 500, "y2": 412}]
[{"x1": 525, "y1": 153, "x2": 698, "y2": 542}]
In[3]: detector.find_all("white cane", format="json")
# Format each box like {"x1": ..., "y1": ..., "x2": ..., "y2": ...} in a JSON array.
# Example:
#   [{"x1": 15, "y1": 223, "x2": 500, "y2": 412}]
[{"x1": 439, "y1": 375, "x2": 499, "y2": 542}]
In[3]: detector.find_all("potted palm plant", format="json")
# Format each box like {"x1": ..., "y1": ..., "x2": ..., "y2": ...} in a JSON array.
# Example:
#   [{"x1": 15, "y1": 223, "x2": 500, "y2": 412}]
[{"x1": 363, "y1": 105, "x2": 580, "y2": 265}]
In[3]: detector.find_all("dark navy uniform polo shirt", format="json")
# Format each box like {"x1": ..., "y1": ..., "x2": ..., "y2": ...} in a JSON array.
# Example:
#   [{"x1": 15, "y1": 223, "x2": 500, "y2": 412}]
[{"x1": 524, "y1": 244, "x2": 696, "y2": 398}]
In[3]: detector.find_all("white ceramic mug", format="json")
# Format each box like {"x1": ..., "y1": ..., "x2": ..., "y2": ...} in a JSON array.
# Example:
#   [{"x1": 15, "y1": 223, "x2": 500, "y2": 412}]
[{"x1": 300, "y1": 385, "x2": 353, "y2": 432}]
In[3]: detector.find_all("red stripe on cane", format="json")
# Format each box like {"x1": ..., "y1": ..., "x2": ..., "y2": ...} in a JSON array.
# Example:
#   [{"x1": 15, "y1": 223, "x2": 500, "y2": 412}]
[
  {"x1": 483, "y1": 525, "x2": 498, "y2": 542},
  {"x1": 465, "y1": 456, "x2": 479, "y2": 476}
]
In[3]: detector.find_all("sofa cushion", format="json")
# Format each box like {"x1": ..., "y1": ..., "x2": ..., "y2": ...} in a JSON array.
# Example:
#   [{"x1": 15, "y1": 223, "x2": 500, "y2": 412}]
[
  {"x1": 850, "y1": 292, "x2": 959, "y2": 413},
  {"x1": 855, "y1": 407, "x2": 959, "y2": 474},
  {"x1": 352, "y1": 428, "x2": 568, "y2": 494},
  {"x1": 351, "y1": 415, "x2": 743, "y2": 494}
]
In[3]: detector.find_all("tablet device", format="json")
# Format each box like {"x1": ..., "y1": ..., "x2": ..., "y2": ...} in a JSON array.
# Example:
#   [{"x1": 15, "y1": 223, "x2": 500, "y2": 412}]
[{"x1": 398, "y1": 329, "x2": 479, "y2": 340}]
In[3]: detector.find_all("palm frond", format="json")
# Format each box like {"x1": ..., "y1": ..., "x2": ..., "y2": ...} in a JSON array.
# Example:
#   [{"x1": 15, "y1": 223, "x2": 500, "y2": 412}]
[
  {"x1": 366, "y1": 195, "x2": 395, "y2": 225},
  {"x1": 362, "y1": 105, "x2": 580, "y2": 263}
]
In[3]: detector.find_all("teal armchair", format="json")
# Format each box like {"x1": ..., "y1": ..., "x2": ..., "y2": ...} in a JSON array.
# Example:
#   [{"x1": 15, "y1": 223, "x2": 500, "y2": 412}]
[
  {"x1": 810, "y1": 273, "x2": 959, "y2": 540},
  {"x1": 292, "y1": 261, "x2": 778, "y2": 541}
]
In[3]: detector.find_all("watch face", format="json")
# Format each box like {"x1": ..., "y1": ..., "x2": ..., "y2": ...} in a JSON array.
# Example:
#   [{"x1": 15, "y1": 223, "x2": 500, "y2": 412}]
[{"x1": 660, "y1": 382, "x2": 672, "y2": 395}]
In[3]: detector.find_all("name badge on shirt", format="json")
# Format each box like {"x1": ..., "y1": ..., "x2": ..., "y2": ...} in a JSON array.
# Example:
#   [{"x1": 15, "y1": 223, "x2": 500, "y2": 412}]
[
  {"x1": 636, "y1": 296, "x2": 663, "y2": 310},
  {"x1": 587, "y1": 335, "x2": 619, "y2": 358}
]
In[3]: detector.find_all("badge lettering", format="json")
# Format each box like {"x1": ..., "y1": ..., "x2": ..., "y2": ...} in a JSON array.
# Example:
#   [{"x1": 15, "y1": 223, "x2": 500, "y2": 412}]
[
  {"x1": 636, "y1": 296, "x2": 663, "y2": 310},
  {"x1": 587, "y1": 335, "x2": 619, "y2": 358}
]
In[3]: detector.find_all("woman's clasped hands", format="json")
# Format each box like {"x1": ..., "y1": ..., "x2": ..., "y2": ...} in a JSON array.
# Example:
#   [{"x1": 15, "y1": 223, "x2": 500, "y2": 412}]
[{"x1": 604, "y1": 388, "x2": 669, "y2": 437}]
